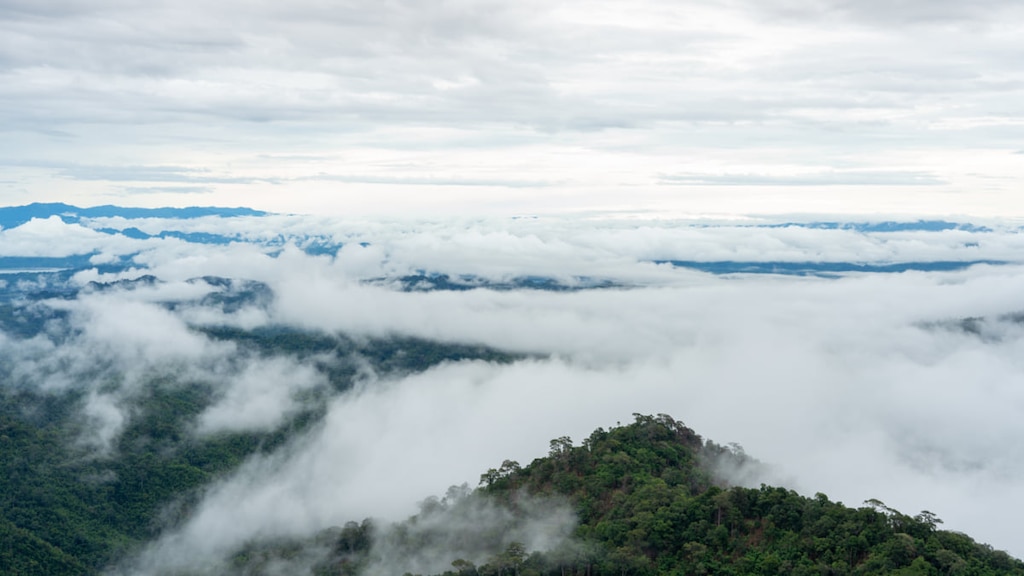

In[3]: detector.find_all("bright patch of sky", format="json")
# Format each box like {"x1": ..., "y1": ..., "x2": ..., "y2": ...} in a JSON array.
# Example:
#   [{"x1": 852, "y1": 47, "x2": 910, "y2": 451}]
[{"x1": 1, "y1": 0, "x2": 1022, "y2": 217}]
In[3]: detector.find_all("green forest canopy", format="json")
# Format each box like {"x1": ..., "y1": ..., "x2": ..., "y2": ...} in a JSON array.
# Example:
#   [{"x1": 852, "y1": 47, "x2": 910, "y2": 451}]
[{"x1": 2, "y1": 368, "x2": 1022, "y2": 576}]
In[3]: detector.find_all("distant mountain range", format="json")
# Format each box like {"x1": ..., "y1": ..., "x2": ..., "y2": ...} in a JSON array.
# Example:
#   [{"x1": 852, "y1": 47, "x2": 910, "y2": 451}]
[
  {"x1": 0, "y1": 203, "x2": 1017, "y2": 299},
  {"x1": 0, "y1": 202, "x2": 1000, "y2": 234},
  {"x1": 0, "y1": 202, "x2": 266, "y2": 230}
]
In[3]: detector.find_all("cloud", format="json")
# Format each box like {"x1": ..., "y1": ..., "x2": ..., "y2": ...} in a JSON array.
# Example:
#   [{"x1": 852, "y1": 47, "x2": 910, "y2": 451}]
[
  {"x1": 119, "y1": 186, "x2": 214, "y2": 195},
  {"x1": 124, "y1": 294, "x2": 1024, "y2": 568},
  {"x1": 658, "y1": 170, "x2": 947, "y2": 186},
  {"x1": 0, "y1": 216, "x2": 119, "y2": 256},
  {"x1": 300, "y1": 173, "x2": 555, "y2": 188},
  {"x1": 5, "y1": 214, "x2": 1024, "y2": 567},
  {"x1": 830, "y1": 0, "x2": 1023, "y2": 26},
  {"x1": 0, "y1": 285, "x2": 238, "y2": 453},
  {"x1": 79, "y1": 390, "x2": 127, "y2": 454},
  {"x1": 53, "y1": 165, "x2": 237, "y2": 183},
  {"x1": 19, "y1": 208, "x2": 1024, "y2": 299},
  {"x1": 107, "y1": 248, "x2": 1024, "y2": 569},
  {"x1": 196, "y1": 356, "x2": 326, "y2": 435},
  {"x1": 68, "y1": 295, "x2": 213, "y2": 363},
  {"x1": 363, "y1": 492, "x2": 577, "y2": 576},
  {"x1": 1, "y1": 0, "x2": 1021, "y2": 214}
]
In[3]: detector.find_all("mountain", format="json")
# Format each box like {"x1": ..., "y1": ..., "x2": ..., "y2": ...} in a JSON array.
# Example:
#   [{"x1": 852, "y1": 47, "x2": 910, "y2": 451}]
[
  {"x1": 0, "y1": 203, "x2": 267, "y2": 230},
  {"x1": 3, "y1": 204, "x2": 1024, "y2": 573},
  {"x1": 8, "y1": 406, "x2": 1010, "y2": 576},
  {"x1": 203, "y1": 414, "x2": 1024, "y2": 576},
  {"x1": 0, "y1": 328, "x2": 523, "y2": 576}
]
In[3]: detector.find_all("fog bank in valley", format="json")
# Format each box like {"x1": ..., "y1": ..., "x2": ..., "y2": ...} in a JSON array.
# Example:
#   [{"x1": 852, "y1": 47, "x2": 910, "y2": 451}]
[{"x1": 3, "y1": 214, "x2": 1023, "y2": 569}]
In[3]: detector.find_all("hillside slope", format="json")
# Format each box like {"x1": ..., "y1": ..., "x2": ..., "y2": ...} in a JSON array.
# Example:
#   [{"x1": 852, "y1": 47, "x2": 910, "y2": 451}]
[{"x1": 229, "y1": 414, "x2": 1024, "y2": 576}]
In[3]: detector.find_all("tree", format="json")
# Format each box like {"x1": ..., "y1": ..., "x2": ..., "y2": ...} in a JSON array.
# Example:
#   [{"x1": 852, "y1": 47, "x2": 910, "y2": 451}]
[
  {"x1": 451, "y1": 558, "x2": 477, "y2": 575},
  {"x1": 549, "y1": 436, "x2": 573, "y2": 458},
  {"x1": 502, "y1": 541, "x2": 527, "y2": 576}
]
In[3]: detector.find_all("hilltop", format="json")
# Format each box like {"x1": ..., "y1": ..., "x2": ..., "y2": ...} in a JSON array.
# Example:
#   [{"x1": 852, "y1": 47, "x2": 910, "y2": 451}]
[{"x1": 227, "y1": 414, "x2": 1024, "y2": 576}]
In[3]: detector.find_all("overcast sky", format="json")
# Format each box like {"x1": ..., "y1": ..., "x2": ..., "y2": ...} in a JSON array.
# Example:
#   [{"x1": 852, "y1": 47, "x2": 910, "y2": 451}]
[{"x1": 1, "y1": 0, "x2": 1022, "y2": 217}]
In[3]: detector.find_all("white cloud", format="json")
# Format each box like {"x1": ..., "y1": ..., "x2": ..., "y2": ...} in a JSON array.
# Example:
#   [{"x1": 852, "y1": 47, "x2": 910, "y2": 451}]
[
  {"x1": 79, "y1": 390, "x2": 127, "y2": 454},
  {"x1": 0, "y1": 0, "x2": 1021, "y2": 215},
  {"x1": 113, "y1": 251, "x2": 1024, "y2": 569},
  {"x1": 196, "y1": 356, "x2": 325, "y2": 435},
  {"x1": 68, "y1": 295, "x2": 213, "y2": 363},
  {"x1": 0, "y1": 216, "x2": 126, "y2": 257},
  {"x1": 6, "y1": 214, "x2": 1024, "y2": 567}
]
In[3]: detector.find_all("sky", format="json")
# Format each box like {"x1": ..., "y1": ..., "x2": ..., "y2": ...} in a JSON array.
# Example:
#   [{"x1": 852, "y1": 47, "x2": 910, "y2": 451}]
[{"x1": 1, "y1": 0, "x2": 1023, "y2": 217}]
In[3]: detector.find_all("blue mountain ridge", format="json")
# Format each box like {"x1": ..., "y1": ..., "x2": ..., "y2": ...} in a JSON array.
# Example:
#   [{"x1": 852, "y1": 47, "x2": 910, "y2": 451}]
[
  {"x1": 0, "y1": 204, "x2": 1016, "y2": 299},
  {"x1": 763, "y1": 220, "x2": 994, "y2": 233},
  {"x1": 0, "y1": 202, "x2": 267, "y2": 230},
  {"x1": 656, "y1": 260, "x2": 1008, "y2": 276}
]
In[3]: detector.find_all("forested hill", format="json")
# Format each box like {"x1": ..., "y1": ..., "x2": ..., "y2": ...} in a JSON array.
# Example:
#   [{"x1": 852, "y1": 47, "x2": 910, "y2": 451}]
[
  {"x1": 469, "y1": 414, "x2": 1024, "y2": 575},
  {"x1": 306, "y1": 415, "x2": 1023, "y2": 576},
  {"x1": 4, "y1": 408, "x2": 1022, "y2": 575}
]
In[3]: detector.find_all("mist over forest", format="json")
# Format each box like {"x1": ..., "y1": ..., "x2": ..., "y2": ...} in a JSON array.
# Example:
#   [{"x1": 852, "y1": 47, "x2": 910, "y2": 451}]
[{"x1": 2, "y1": 204, "x2": 1024, "y2": 574}]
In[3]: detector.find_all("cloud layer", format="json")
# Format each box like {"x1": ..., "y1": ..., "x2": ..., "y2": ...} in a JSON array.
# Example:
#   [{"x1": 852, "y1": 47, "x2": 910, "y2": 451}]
[{"x1": 3, "y1": 212, "x2": 1024, "y2": 571}]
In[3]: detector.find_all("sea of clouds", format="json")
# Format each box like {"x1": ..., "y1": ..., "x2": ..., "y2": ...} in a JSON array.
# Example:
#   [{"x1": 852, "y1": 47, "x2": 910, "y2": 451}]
[{"x1": 2, "y1": 210, "x2": 1024, "y2": 571}]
